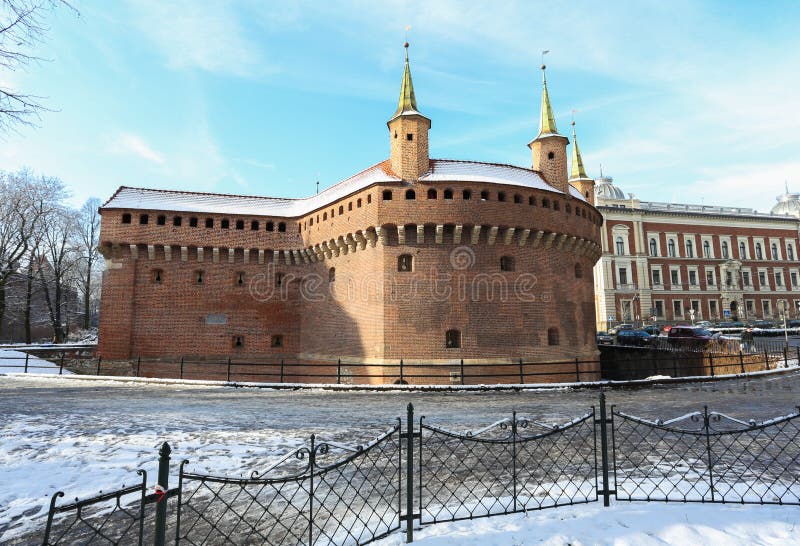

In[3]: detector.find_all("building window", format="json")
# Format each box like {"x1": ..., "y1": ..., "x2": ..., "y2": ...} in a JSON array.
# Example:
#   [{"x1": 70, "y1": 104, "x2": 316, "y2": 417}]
[
  {"x1": 649, "y1": 238, "x2": 657, "y2": 257},
  {"x1": 513, "y1": 194, "x2": 522, "y2": 204},
  {"x1": 357, "y1": 198, "x2": 362, "y2": 208},
  {"x1": 739, "y1": 242, "x2": 747, "y2": 259},
  {"x1": 444, "y1": 189, "x2": 454, "y2": 200},
  {"x1": 405, "y1": 189, "x2": 416, "y2": 200},
  {"x1": 721, "y1": 241, "x2": 729, "y2": 259},
  {"x1": 547, "y1": 151, "x2": 555, "y2": 160},
  {"x1": 652, "y1": 270, "x2": 661, "y2": 285},
  {"x1": 788, "y1": 245, "x2": 795, "y2": 261},
  {"x1": 498, "y1": 192, "x2": 506, "y2": 202},
  {"x1": 348, "y1": 202, "x2": 353, "y2": 212},
  {"x1": 251, "y1": 220, "x2": 259, "y2": 230},
  {"x1": 762, "y1": 300, "x2": 771, "y2": 316},
  {"x1": 463, "y1": 189, "x2": 472, "y2": 200},
  {"x1": 271, "y1": 335, "x2": 283, "y2": 348},
  {"x1": 221, "y1": 219, "x2": 230, "y2": 229},
  {"x1": 529, "y1": 196, "x2": 536, "y2": 206},
  {"x1": 500, "y1": 256, "x2": 515, "y2": 272},
  {"x1": 266, "y1": 221, "x2": 274, "y2": 231},
  {"x1": 329, "y1": 267, "x2": 335, "y2": 282},
  {"x1": 140, "y1": 214, "x2": 149, "y2": 225},
  {"x1": 205, "y1": 218, "x2": 214, "y2": 228},
  {"x1": 792, "y1": 272, "x2": 798, "y2": 287},
  {"x1": 152, "y1": 269, "x2": 163, "y2": 284},
  {"x1": 157, "y1": 215, "x2": 166, "y2": 226},
  {"x1": 275, "y1": 272, "x2": 284, "y2": 287},
  {"x1": 615, "y1": 237, "x2": 625, "y2": 256},
  {"x1": 233, "y1": 219, "x2": 243, "y2": 230},
  {"x1": 618, "y1": 267, "x2": 628, "y2": 286},
  {"x1": 195, "y1": 271, "x2": 205, "y2": 284},
  {"x1": 703, "y1": 241, "x2": 711, "y2": 258},
  {"x1": 323, "y1": 212, "x2": 327, "y2": 221},
  {"x1": 553, "y1": 201, "x2": 560, "y2": 211},
  {"x1": 480, "y1": 190, "x2": 489, "y2": 201},
  {"x1": 383, "y1": 190, "x2": 393, "y2": 201},
  {"x1": 406, "y1": 133, "x2": 413, "y2": 141},
  {"x1": 445, "y1": 329, "x2": 461, "y2": 349},
  {"x1": 339, "y1": 205, "x2": 344, "y2": 215},
  {"x1": 654, "y1": 300, "x2": 664, "y2": 317},
  {"x1": 122, "y1": 213, "x2": 131, "y2": 224},
  {"x1": 668, "y1": 240, "x2": 676, "y2": 257},
  {"x1": 709, "y1": 300, "x2": 718, "y2": 317},
  {"x1": 758, "y1": 271, "x2": 767, "y2": 286},
  {"x1": 236, "y1": 272, "x2": 245, "y2": 286},
  {"x1": 706, "y1": 271, "x2": 714, "y2": 286},
  {"x1": 742, "y1": 271, "x2": 750, "y2": 286},
  {"x1": 673, "y1": 300, "x2": 683, "y2": 317},
  {"x1": 547, "y1": 327, "x2": 559, "y2": 346},
  {"x1": 398, "y1": 254, "x2": 413, "y2": 272},
  {"x1": 278, "y1": 222, "x2": 286, "y2": 232},
  {"x1": 427, "y1": 188, "x2": 437, "y2": 199},
  {"x1": 367, "y1": 194, "x2": 372, "y2": 204},
  {"x1": 685, "y1": 240, "x2": 694, "y2": 258},
  {"x1": 771, "y1": 243, "x2": 779, "y2": 260},
  {"x1": 189, "y1": 217, "x2": 198, "y2": 228},
  {"x1": 670, "y1": 270, "x2": 679, "y2": 285},
  {"x1": 575, "y1": 263, "x2": 583, "y2": 278},
  {"x1": 689, "y1": 270, "x2": 697, "y2": 285},
  {"x1": 233, "y1": 336, "x2": 244, "y2": 348},
  {"x1": 542, "y1": 198, "x2": 550, "y2": 208},
  {"x1": 775, "y1": 272, "x2": 783, "y2": 286},
  {"x1": 756, "y1": 243, "x2": 763, "y2": 260},
  {"x1": 565, "y1": 204, "x2": 571, "y2": 214}
]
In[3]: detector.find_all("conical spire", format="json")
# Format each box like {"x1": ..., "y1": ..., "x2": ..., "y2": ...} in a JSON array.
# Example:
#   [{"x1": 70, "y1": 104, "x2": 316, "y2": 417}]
[
  {"x1": 392, "y1": 42, "x2": 420, "y2": 119},
  {"x1": 538, "y1": 65, "x2": 559, "y2": 137},
  {"x1": 570, "y1": 121, "x2": 589, "y2": 180}
]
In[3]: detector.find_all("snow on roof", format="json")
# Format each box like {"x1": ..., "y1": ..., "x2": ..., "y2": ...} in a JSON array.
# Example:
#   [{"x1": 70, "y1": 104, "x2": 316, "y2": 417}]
[{"x1": 102, "y1": 159, "x2": 585, "y2": 217}]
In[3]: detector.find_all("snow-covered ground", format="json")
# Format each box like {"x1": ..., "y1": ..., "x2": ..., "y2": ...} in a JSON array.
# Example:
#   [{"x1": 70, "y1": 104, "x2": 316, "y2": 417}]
[
  {"x1": 0, "y1": 350, "x2": 71, "y2": 374},
  {"x1": 375, "y1": 502, "x2": 800, "y2": 545}
]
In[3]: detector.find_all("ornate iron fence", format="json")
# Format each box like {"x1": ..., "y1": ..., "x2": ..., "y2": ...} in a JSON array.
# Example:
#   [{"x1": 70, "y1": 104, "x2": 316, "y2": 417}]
[
  {"x1": 35, "y1": 398, "x2": 800, "y2": 545},
  {"x1": 174, "y1": 423, "x2": 402, "y2": 545},
  {"x1": 417, "y1": 409, "x2": 598, "y2": 525},
  {"x1": 611, "y1": 405, "x2": 800, "y2": 504}
]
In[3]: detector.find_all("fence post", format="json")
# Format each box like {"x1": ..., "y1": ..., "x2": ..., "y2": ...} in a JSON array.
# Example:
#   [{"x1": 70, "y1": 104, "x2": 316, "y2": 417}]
[
  {"x1": 96, "y1": 356, "x2": 102, "y2": 376},
  {"x1": 308, "y1": 434, "x2": 316, "y2": 546},
  {"x1": 136, "y1": 356, "x2": 141, "y2": 377},
  {"x1": 337, "y1": 359, "x2": 341, "y2": 384},
  {"x1": 739, "y1": 350, "x2": 745, "y2": 374},
  {"x1": 59, "y1": 352, "x2": 64, "y2": 375},
  {"x1": 598, "y1": 392, "x2": 611, "y2": 507},
  {"x1": 519, "y1": 359, "x2": 524, "y2": 384},
  {"x1": 180, "y1": 357, "x2": 184, "y2": 379},
  {"x1": 280, "y1": 359, "x2": 284, "y2": 383},
  {"x1": 764, "y1": 349, "x2": 769, "y2": 372},
  {"x1": 708, "y1": 353, "x2": 714, "y2": 377},
  {"x1": 796, "y1": 346, "x2": 800, "y2": 366},
  {"x1": 406, "y1": 403, "x2": 414, "y2": 544},
  {"x1": 460, "y1": 359, "x2": 465, "y2": 386},
  {"x1": 784, "y1": 346, "x2": 788, "y2": 368},
  {"x1": 24, "y1": 353, "x2": 29, "y2": 373},
  {"x1": 400, "y1": 359, "x2": 404, "y2": 384},
  {"x1": 511, "y1": 410, "x2": 518, "y2": 512},
  {"x1": 153, "y1": 442, "x2": 171, "y2": 546},
  {"x1": 575, "y1": 358, "x2": 580, "y2": 382},
  {"x1": 702, "y1": 406, "x2": 715, "y2": 502}
]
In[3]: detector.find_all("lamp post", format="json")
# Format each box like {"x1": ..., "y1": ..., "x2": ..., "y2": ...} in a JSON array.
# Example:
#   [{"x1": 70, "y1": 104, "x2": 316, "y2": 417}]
[{"x1": 778, "y1": 300, "x2": 789, "y2": 349}]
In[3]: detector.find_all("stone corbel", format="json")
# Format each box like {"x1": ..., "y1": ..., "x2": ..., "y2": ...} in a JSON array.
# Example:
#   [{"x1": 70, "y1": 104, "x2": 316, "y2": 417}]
[
  {"x1": 518, "y1": 229, "x2": 531, "y2": 246},
  {"x1": 487, "y1": 226, "x2": 499, "y2": 245},
  {"x1": 503, "y1": 227, "x2": 515, "y2": 245},
  {"x1": 147, "y1": 245, "x2": 155, "y2": 260},
  {"x1": 454, "y1": 225, "x2": 463, "y2": 244},
  {"x1": 471, "y1": 225, "x2": 482, "y2": 245}
]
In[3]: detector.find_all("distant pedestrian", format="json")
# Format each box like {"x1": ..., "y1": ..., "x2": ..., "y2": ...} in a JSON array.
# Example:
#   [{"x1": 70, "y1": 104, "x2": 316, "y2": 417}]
[{"x1": 741, "y1": 328, "x2": 754, "y2": 353}]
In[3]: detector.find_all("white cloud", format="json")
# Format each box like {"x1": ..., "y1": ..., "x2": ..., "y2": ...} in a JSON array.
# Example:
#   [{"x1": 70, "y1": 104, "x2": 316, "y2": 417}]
[
  {"x1": 110, "y1": 133, "x2": 165, "y2": 164},
  {"x1": 692, "y1": 161, "x2": 800, "y2": 213}
]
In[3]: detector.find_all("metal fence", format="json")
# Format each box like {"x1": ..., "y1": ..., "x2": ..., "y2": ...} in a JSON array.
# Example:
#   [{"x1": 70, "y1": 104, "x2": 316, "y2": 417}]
[
  {"x1": 36, "y1": 396, "x2": 800, "y2": 545},
  {"x1": 4, "y1": 343, "x2": 798, "y2": 385}
]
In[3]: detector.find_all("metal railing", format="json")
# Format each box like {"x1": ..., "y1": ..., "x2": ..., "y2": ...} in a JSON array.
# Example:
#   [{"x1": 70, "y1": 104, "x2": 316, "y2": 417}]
[{"x1": 37, "y1": 397, "x2": 800, "y2": 544}]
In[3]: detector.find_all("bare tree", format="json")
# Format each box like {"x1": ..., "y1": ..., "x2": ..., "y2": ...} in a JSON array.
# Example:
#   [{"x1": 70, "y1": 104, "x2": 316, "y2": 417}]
[
  {"x1": 0, "y1": 0, "x2": 77, "y2": 131},
  {"x1": 76, "y1": 197, "x2": 101, "y2": 330},
  {"x1": 37, "y1": 204, "x2": 79, "y2": 342}
]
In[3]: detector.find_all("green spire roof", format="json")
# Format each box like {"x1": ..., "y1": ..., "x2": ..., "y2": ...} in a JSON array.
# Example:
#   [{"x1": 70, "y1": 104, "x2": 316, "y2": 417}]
[
  {"x1": 570, "y1": 122, "x2": 589, "y2": 180},
  {"x1": 538, "y1": 65, "x2": 560, "y2": 137},
  {"x1": 392, "y1": 43, "x2": 420, "y2": 118}
]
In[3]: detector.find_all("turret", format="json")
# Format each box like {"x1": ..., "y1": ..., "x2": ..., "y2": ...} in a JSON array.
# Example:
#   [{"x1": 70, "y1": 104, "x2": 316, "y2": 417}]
[
  {"x1": 528, "y1": 65, "x2": 569, "y2": 193},
  {"x1": 569, "y1": 121, "x2": 595, "y2": 205},
  {"x1": 387, "y1": 43, "x2": 431, "y2": 181}
]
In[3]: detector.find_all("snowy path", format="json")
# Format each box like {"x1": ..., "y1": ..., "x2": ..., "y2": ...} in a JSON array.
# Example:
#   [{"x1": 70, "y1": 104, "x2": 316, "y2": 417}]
[
  {"x1": 0, "y1": 350, "x2": 71, "y2": 375},
  {"x1": 3, "y1": 370, "x2": 800, "y2": 542}
]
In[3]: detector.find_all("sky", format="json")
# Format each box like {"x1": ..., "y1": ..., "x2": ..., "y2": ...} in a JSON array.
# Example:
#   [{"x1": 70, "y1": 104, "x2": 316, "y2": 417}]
[{"x1": 2, "y1": 0, "x2": 800, "y2": 213}]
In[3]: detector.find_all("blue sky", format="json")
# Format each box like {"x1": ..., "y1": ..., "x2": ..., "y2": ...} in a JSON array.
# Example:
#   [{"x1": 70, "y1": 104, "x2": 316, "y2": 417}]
[{"x1": 2, "y1": 0, "x2": 800, "y2": 212}]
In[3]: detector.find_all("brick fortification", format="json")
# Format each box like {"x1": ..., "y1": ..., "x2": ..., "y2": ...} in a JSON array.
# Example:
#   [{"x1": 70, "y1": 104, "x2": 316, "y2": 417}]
[{"x1": 97, "y1": 51, "x2": 603, "y2": 380}]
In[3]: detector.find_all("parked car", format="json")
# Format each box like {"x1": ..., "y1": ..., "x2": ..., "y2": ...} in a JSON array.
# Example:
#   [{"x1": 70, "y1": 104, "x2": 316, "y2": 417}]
[
  {"x1": 608, "y1": 323, "x2": 634, "y2": 335},
  {"x1": 695, "y1": 321, "x2": 712, "y2": 329},
  {"x1": 717, "y1": 321, "x2": 744, "y2": 328},
  {"x1": 667, "y1": 326, "x2": 714, "y2": 349},
  {"x1": 616, "y1": 329, "x2": 653, "y2": 347},
  {"x1": 787, "y1": 319, "x2": 800, "y2": 328},
  {"x1": 641, "y1": 325, "x2": 661, "y2": 336},
  {"x1": 751, "y1": 320, "x2": 777, "y2": 329},
  {"x1": 596, "y1": 331, "x2": 614, "y2": 345}
]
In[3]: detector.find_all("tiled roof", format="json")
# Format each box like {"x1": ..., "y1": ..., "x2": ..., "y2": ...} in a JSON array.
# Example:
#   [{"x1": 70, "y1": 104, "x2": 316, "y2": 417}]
[{"x1": 101, "y1": 159, "x2": 586, "y2": 217}]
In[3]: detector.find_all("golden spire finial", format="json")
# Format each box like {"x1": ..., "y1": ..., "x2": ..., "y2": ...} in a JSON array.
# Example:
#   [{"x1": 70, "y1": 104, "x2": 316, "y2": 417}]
[
  {"x1": 537, "y1": 52, "x2": 559, "y2": 137},
  {"x1": 393, "y1": 33, "x2": 419, "y2": 118},
  {"x1": 570, "y1": 117, "x2": 589, "y2": 181}
]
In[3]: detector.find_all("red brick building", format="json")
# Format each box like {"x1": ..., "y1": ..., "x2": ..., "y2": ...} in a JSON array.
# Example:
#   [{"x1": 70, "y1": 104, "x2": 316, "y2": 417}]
[
  {"x1": 97, "y1": 49, "x2": 602, "y2": 369},
  {"x1": 594, "y1": 178, "x2": 800, "y2": 330}
]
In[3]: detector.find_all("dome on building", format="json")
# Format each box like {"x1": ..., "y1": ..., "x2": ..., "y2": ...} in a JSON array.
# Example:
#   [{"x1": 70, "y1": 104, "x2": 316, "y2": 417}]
[
  {"x1": 770, "y1": 187, "x2": 800, "y2": 217},
  {"x1": 594, "y1": 176, "x2": 625, "y2": 200}
]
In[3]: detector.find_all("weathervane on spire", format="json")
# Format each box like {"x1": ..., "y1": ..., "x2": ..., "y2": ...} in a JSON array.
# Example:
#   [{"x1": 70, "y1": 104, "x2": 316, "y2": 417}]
[
  {"x1": 541, "y1": 50, "x2": 550, "y2": 70},
  {"x1": 404, "y1": 25, "x2": 411, "y2": 53}
]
